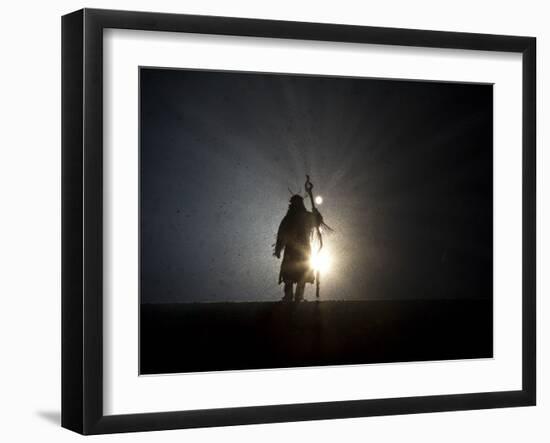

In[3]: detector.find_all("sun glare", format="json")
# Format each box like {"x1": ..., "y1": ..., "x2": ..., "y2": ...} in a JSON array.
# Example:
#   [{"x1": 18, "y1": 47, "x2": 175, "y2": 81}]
[
  {"x1": 310, "y1": 248, "x2": 331, "y2": 274},
  {"x1": 315, "y1": 195, "x2": 323, "y2": 205}
]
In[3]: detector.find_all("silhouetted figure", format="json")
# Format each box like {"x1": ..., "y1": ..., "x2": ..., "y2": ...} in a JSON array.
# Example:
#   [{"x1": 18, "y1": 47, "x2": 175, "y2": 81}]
[{"x1": 274, "y1": 194, "x2": 322, "y2": 302}]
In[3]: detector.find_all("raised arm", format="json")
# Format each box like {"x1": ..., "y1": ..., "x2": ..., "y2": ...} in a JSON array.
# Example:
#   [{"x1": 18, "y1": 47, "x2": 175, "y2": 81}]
[{"x1": 312, "y1": 207, "x2": 323, "y2": 228}]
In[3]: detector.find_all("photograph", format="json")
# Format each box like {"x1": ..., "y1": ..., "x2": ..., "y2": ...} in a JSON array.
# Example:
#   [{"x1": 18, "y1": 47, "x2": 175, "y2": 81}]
[
  {"x1": 55, "y1": 5, "x2": 537, "y2": 436},
  {"x1": 139, "y1": 67, "x2": 494, "y2": 375}
]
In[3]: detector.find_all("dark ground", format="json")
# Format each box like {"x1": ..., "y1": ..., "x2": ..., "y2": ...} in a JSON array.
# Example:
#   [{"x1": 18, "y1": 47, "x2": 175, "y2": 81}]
[{"x1": 140, "y1": 300, "x2": 492, "y2": 375}]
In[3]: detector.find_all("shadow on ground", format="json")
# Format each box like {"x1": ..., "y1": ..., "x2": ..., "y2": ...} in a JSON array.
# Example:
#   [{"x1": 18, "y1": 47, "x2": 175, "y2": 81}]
[{"x1": 36, "y1": 410, "x2": 60, "y2": 426}]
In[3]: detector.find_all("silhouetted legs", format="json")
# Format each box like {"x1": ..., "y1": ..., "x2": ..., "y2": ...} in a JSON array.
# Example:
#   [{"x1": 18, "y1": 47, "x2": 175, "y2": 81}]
[
  {"x1": 283, "y1": 282, "x2": 293, "y2": 302},
  {"x1": 282, "y1": 281, "x2": 306, "y2": 302},
  {"x1": 295, "y1": 281, "x2": 306, "y2": 302}
]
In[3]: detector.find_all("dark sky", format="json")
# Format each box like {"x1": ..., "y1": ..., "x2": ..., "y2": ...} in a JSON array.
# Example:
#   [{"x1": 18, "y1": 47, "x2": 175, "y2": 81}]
[{"x1": 140, "y1": 68, "x2": 492, "y2": 304}]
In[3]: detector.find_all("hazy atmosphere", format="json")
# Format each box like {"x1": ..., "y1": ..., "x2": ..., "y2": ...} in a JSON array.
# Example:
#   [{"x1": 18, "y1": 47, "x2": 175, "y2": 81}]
[{"x1": 140, "y1": 68, "x2": 492, "y2": 304}]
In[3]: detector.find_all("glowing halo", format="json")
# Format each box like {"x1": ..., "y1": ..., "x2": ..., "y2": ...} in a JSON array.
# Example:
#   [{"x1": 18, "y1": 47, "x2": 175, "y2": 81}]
[{"x1": 310, "y1": 248, "x2": 331, "y2": 274}]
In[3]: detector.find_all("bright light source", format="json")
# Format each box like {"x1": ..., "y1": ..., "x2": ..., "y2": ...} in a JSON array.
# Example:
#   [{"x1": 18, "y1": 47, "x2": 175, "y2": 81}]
[
  {"x1": 315, "y1": 195, "x2": 323, "y2": 205},
  {"x1": 310, "y1": 248, "x2": 331, "y2": 274}
]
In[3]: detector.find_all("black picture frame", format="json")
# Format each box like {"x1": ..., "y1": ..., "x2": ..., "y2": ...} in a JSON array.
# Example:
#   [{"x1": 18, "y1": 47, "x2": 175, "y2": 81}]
[{"x1": 62, "y1": 8, "x2": 536, "y2": 435}]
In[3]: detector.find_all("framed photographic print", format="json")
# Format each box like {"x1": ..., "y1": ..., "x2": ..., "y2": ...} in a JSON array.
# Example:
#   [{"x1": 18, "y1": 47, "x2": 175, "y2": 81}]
[{"x1": 62, "y1": 8, "x2": 536, "y2": 435}]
